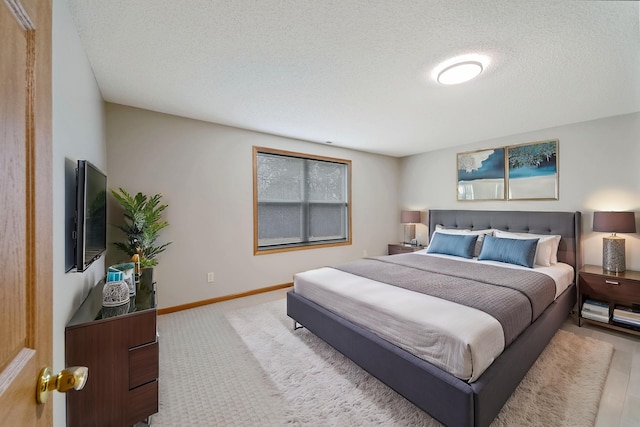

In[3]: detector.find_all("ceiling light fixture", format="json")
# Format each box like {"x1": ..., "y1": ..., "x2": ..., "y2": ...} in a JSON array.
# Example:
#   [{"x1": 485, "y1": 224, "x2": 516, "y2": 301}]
[
  {"x1": 431, "y1": 54, "x2": 490, "y2": 86},
  {"x1": 437, "y1": 61, "x2": 483, "y2": 85}
]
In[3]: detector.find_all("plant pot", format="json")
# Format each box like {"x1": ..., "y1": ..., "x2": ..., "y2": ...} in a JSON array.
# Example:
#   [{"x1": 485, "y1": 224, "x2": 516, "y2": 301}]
[
  {"x1": 140, "y1": 267, "x2": 154, "y2": 289},
  {"x1": 135, "y1": 267, "x2": 154, "y2": 308}
]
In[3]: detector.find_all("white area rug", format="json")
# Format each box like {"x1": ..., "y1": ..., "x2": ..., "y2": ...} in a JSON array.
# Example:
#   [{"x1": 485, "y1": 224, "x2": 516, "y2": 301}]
[{"x1": 226, "y1": 298, "x2": 614, "y2": 426}]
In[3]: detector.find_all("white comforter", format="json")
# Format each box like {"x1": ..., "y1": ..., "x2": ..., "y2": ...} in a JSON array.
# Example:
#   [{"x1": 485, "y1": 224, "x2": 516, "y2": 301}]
[{"x1": 293, "y1": 251, "x2": 574, "y2": 382}]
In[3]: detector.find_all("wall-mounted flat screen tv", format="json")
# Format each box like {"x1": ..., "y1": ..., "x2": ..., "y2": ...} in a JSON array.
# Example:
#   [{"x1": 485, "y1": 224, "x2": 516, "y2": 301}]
[{"x1": 75, "y1": 160, "x2": 107, "y2": 272}]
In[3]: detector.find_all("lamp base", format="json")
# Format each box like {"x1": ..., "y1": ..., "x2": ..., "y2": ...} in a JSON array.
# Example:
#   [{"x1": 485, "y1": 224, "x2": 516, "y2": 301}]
[
  {"x1": 403, "y1": 224, "x2": 416, "y2": 245},
  {"x1": 603, "y1": 236, "x2": 626, "y2": 273}
]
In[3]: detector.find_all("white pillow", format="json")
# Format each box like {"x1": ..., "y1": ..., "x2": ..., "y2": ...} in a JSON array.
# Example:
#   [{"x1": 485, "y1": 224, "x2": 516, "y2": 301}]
[
  {"x1": 549, "y1": 236, "x2": 561, "y2": 264},
  {"x1": 434, "y1": 225, "x2": 494, "y2": 257},
  {"x1": 493, "y1": 230, "x2": 561, "y2": 266}
]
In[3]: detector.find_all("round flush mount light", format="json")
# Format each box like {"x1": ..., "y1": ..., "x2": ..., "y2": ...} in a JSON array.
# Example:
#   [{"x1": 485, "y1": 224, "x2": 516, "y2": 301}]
[
  {"x1": 437, "y1": 61, "x2": 483, "y2": 85},
  {"x1": 432, "y1": 54, "x2": 490, "y2": 85}
]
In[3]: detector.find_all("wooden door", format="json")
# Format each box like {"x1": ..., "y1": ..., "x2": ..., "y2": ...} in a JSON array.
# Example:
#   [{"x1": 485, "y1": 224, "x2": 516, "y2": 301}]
[{"x1": 0, "y1": 0, "x2": 53, "y2": 425}]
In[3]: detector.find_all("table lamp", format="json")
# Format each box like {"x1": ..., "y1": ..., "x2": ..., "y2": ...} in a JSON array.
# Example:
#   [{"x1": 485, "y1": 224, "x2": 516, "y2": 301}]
[
  {"x1": 593, "y1": 211, "x2": 636, "y2": 273},
  {"x1": 401, "y1": 210, "x2": 421, "y2": 245}
]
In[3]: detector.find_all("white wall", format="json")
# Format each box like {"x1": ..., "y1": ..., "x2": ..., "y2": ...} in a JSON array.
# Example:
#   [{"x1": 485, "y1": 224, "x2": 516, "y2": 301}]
[
  {"x1": 52, "y1": 1, "x2": 107, "y2": 425},
  {"x1": 400, "y1": 112, "x2": 640, "y2": 271},
  {"x1": 105, "y1": 104, "x2": 400, "y2": 309}
]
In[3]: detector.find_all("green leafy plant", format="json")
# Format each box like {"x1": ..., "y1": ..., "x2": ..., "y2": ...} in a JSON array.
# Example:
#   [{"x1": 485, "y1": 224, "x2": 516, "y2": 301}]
[{"x1": 111, "y1": 188, "x2": 172, "y2": 268}]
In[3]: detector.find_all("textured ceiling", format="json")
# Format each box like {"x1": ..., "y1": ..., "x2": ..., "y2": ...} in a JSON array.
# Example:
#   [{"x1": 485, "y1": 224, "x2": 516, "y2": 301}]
[{"x1": 67, "y1": 0, "x2": 640, "y2": 157}]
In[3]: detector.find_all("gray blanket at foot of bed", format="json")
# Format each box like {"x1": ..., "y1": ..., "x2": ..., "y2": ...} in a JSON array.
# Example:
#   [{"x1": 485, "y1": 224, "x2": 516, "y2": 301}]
[{"x1": 333, "y1": 254, "x2": 556, "y2": 346}]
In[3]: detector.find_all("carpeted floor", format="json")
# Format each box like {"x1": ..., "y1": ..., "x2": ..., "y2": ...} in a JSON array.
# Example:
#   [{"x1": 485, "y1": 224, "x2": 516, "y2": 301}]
[
  {"x1": 152, "y1": 304, "x2": 290, "y2": 426},
  {"x1": 153, "y1": 296, "x2": 614, "y2": 426}
]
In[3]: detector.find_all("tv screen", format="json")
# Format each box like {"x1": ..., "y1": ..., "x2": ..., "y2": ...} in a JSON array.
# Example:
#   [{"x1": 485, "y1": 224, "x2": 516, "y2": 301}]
[{"x1": 76, "y1": 160, "x2": 107, "y2": 272}]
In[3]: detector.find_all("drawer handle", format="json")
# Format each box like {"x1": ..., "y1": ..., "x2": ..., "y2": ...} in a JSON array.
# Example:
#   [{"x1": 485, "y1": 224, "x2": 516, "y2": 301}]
[{"x1": 605, "y1": 280, "x2": 620, "y2": 285}]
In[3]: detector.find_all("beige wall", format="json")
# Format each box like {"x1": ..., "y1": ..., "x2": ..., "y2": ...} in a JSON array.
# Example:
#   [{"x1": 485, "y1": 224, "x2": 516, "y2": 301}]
[
  {"x1": 400, "y1": 112, "x2": 640, "y2": 271},
  {"x1": 105, "y1": 104, "x2": 400, "y2": 309},
  {"x1": 52, "y1": 0, "x2": 107, "y2": 425}
]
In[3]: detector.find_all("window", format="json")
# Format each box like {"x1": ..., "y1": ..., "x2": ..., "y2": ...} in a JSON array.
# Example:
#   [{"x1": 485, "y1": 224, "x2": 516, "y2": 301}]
[{"x1": 253, "y1": 147, "x2": 351, "y2": 254}]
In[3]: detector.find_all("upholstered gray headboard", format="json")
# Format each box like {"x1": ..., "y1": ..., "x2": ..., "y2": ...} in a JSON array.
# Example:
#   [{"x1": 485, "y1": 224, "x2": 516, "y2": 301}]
[{"x1": 428, "y1": 210, "x2": 582, "y2": 274}]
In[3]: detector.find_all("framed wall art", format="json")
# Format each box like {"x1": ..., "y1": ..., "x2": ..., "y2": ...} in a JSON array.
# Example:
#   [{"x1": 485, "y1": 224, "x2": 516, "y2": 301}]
[
  {"x1": 457, "y1": 147, "x2": 506, "y2": 201},
  {"x1": 506, "y1": 139, "x2": 558, "y2": 200}
]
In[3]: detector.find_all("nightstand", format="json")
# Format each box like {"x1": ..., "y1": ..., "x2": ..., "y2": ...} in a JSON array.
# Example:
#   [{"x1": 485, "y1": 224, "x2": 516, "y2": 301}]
[
  {"x1": 578, "y1": 264, "x2": 640, "y2": 337},
  {"x1": 388, "y1": 243, "x2": 424, "y2": 255}
]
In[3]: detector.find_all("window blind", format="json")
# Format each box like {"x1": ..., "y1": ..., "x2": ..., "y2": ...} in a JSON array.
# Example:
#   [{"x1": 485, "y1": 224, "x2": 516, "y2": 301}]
[{"x1": 255, "y1": 149, "x2": 350, "y2": 252}]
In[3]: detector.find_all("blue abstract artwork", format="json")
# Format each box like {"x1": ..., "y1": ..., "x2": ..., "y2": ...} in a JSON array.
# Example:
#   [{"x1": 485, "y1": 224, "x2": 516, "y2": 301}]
[
  {"x1": 457, "y1": 148, "x2": 505, "y2": 200},
  {"x1": 507, "y1": 140, "x2": 558, "y2": 200}
]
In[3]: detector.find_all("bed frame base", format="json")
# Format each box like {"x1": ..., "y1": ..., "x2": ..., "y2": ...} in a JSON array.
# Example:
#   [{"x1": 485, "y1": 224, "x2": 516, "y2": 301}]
[{"x1": 288, "y1": 285, "x2": 575, "y2": 427}]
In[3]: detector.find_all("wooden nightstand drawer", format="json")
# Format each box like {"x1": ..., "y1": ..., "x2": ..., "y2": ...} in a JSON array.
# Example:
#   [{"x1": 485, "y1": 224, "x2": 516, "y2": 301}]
[
  {"x1": 388, "y1": 244, "x2": 423, "y2": 255},
  {"x1": 580, "y1": 273, "x2": 640, "y2": 304},
  {"x1": 578, "y1": 265, "x2": 640, "y2": 337}
]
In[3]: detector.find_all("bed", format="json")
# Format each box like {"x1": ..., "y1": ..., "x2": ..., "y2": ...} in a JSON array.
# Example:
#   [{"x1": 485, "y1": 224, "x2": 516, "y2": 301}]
[{"x1": 287, "y1": 210, "x2": 581, "y2": 427}]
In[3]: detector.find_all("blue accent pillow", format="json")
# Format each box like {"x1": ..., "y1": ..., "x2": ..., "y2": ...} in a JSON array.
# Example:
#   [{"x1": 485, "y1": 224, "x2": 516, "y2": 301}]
[
  {"x1": 426, "y1": 233, "x2": 478, "y2": 259},
  {"x1": 478, "y1": 235, "x2": 539, "y2": 268}
]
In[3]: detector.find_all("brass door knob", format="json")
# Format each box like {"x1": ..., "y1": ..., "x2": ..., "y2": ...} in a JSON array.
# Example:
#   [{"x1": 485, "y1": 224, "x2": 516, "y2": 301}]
[{"x1": 37, "y1": 366, "x2": 88, "y2": 404}]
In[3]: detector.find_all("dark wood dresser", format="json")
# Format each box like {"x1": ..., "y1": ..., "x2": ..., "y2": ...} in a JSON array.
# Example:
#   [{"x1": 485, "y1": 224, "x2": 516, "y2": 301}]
[{"x1": 65, "y1": 276, "x2": 158, "y2": 426}]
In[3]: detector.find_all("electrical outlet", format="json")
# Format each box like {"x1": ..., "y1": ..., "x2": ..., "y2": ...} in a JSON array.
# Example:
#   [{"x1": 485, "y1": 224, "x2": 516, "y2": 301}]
[
  {"x1": 207, "y1": 272, "x2": 214, "y2": 283},
  {"x1": 362, "y1": 250, "x2": 368, "y2": 257}
]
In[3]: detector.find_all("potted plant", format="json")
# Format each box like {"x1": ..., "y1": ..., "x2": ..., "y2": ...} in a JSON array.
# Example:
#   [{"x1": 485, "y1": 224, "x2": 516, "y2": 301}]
[{"x1": 111, "y1": 188, "x2": 172, "y2": 288}]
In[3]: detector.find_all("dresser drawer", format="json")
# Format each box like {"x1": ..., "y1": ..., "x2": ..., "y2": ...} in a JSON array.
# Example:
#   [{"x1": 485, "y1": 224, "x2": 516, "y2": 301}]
[
  {"x1": 580, "y1": 273, "x2": 640, "y2": 304},
  {"x1": 129, "y1": 341, "x2": 159, "y2": 389},
  {"x1": 126, "y1": 380, "x2": 158, "y2": 426},
  {"x1": 128, "y1": 309, "x2": 157, "y2": 348}
]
